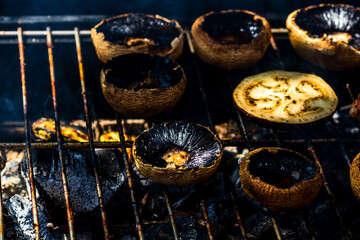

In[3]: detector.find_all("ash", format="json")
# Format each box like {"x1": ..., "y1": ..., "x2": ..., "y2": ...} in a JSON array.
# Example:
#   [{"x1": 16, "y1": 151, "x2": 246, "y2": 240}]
[
  {"x1": 7, "y1": 194, "x2": 53, "y2": 240},
  {"x1": 21, "y1": 149, "x2": 125, "y2": 213}
]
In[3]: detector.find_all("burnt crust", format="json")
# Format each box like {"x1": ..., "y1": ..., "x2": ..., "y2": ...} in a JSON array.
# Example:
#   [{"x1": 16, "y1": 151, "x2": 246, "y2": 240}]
[
  {"x1": 191, "y1": 9, "x2": 272, "y2": 69},
  {"x1": 101, "y1": 54, "x2": 186, "y2": 118},
  {"x1": 91, "y1": 13, "x2": 184, "y2": 63},
  {"x1": 286, "y1": 4, "x2": 360, "y2": 70},
  {"x1": 239, "y1": 147, "x2": 323, "y2": 211},
  {"x1": 132, "y1": 121, "x2": 223, "y2": 186}
]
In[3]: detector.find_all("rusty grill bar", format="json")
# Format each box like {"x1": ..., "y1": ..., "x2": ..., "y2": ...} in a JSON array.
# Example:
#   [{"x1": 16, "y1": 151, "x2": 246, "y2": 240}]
[{"x1": 0, "y1": 21, "x2": 357, "y2": 240}]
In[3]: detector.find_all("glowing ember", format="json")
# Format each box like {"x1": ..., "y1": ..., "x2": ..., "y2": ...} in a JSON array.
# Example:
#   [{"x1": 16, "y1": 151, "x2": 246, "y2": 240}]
[{"x1": 162, "y1": 148, "x2": 190, "y2": 166}]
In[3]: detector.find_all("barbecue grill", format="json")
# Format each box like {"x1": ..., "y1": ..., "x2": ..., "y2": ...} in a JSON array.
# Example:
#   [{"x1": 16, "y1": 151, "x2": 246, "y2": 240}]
[{"x1": 0, "y1": 4, "x2": 359, "y2": 240}]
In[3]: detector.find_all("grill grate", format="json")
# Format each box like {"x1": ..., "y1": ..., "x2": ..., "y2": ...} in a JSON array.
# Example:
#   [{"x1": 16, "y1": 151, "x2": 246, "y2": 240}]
[{"x1": 0, "y1": 19, "x2": 358, "y2": 240}]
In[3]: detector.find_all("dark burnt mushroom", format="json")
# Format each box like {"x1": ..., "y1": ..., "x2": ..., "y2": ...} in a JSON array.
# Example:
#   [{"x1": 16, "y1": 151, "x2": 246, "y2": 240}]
[
  {"x1": 100, "y1": 53, "x2": 186, "y2": 118},
  {"x1": 286, "y1": 4, "x2": 360, "y2": 70},
  {"x1": 132, "y1": 121, "x2": 223, "y2": 186},
  {"x1": 191, "y1": 9, "x2": 272, "y2": 69},
  {"x1": 239, "y1": 147, "x2": 323, "y2": 211},
  {"x1": 232, "y1": 70, "x2": 338, "y2": 126},
  {"x1": 91, "y1": 13, "x2": 184, "y2": 63},
  {"x1": 350, "y1": 152, "x2": 360, "y2": 202}
]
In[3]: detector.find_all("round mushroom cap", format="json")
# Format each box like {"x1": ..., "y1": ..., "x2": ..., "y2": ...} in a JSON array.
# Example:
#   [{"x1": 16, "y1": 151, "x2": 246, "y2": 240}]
[
  {"x1": 286, "y1": 4, "x2": 360, "y2": 70},
  {"x1": 100, "y1": 53, "x2": 186, "y2": 118},
  {"x1": 132, "y1": 121, "x2": 223, "y2": 186},
  {"x1": 239, "y1": 147, "x2": 323, "y2": 211},
  {"x1": 350, "y1": 152, "x2": 360, "y2": 203},
  {"x1": 191, "y1": 9, "x2": 272, "y2": 69},
  {"x1": 91, "y1": 13, "x2": 184, "y2": 63}
]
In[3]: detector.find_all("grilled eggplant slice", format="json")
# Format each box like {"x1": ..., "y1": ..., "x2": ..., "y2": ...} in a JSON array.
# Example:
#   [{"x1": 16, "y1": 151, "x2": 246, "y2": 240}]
[
  {"x1": 101, "y1": 53, "x2": 186, "y2": 118},
  {"x1": 191, "y1": 9, "x2": 272, "y2": 69},
  {"x1": 232, "y1": 70, "x2": 338, "y2": 125},
  {"x1": 286, "y1": 4, "x2": 360, "y2": 70},
  {"x1": 91, "y1": 13, "x2": 184, "y2": 63},
  {"x1": 239, "y1": 147, "x2": 323, "y2": 211},
  {"x1": 132, "y1": 121, "x2": 223, "y2": 186}
]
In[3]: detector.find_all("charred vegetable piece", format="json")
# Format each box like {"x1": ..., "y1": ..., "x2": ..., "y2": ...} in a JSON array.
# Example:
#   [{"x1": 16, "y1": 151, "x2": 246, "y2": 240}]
[
  {"x1": 101, "y1": 54, "x2": 186, "y2": 118},
  {"x1": 91, "y1": 13, "x2": 184, "y2": 63},
  {"x1": 239, "y1": 147, "x2": 323, "y2": 211},
  {"x1": 286, "y1": 4, "x2": 360, "y2": 70},
  {"x1": 32, "y1": 118, "x2": 88, "y2": 142},
  {"x1": 132, "y1": 121, "x2": 223, "y2": 186},
  {"x1": 100, "y1": 131, "x2": 135, "y2": 156},
  {"x1": 350, "y1": 94, "x2": 360, "y2": 123},
  {"x1": 232, "y1": 70, "x2": 338, "y2": 125},
  {"x1": 191, "y1": 9, "x2": 272, "y2": 69}
]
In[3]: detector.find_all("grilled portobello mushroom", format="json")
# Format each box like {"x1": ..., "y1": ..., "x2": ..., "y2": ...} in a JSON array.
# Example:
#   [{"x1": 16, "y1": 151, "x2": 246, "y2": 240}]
[
  {"x1": 286, "y1": 4, "x2": 360, "y2": 70},
  {"x1": 191, "y1": 9, "x2": 272, "y2": 69},
  {"x1": 91, "y1": 13, "x2": 184, "y2": 63}
]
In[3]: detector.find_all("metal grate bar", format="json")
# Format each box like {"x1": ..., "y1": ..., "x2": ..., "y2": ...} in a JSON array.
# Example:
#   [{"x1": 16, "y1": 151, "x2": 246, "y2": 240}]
[
  {"x1": 0, "y1": 30, "x2": 91, "y2": 36},
  {"x1": 46, "y1": 27, "x2": 76, "y2": 240},
  {"x1": 270, "y1": 33, "x2": 351, "y2": 240},
  {"x1": 162, "y1": 186, "x2": 180, "y2": 240},
  {"x1": 1, "y1": 137, "x2": 360, "y2": 150},
  {"x1": 17, "y1": 27, "x2": 41, "y2": 240},
  {"x1": 186, "y1": 30, "x2": 248, "y2": 239},
  {"x1": 225, "y1": 71, "x2": 282, "y2": 240},
  {"x1": 115, "y1": 113, "x2": 144, "y2": 240},
  {"x1": 73, "y1": 27, "x2": 110, "y2": 240}
]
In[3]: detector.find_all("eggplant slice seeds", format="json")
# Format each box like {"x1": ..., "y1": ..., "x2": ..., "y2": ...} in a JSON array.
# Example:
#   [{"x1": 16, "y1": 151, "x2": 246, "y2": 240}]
[{"x1": 232, "y1": 70, "x2": 338, "y2": 125}]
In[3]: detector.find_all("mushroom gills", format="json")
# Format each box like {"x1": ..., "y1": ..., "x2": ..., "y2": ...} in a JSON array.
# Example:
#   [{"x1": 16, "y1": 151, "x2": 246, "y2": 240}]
[{"x1": 248, "y1": 150, "x2": 318, "y2": 189}]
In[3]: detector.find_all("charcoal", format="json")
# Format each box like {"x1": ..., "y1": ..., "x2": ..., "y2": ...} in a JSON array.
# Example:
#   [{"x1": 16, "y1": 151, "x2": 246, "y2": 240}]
[
  {"x1": 1, "y1": 150, "x2": 28, "y2": 200},
  {"x1": 144, "y1": 216, "x2": 209, "y2": 240},
  {"x1": 244, "y1": 212, "x2": 275, "y2": 240},
  {"x1": 21, "y1": 149, "x2": 125, "y2": 213},
  {"x1": 6, "y1": 194, "x2": 53, "y2": 240}
]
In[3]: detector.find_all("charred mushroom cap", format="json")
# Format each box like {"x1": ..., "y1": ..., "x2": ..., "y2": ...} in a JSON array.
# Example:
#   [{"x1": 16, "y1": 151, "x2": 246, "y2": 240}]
[
  {"x1": 350, "y1": 152, "x2": 360, "y2": 202},
  {"x1": 132, "y1": 121, "x2": 223, "y2": 186},
  {"x1": 239, "y1": 147, "x2": 323, "y2": 211},
  {"x1": 232, "y1": 70, "x2": 338, "y2": 126},
  {"x1": 91, "y1": 13, "x2": 184, "y2": 63},
  {"x1": 286, "y1": 4, "x2": 360, "y2": 70},
  {"x1": 191, "y1": 9, "x2": 272, "y2": 70},
  {"x1": 101, "y1": 53, "x2": 186, "y2": 118}
]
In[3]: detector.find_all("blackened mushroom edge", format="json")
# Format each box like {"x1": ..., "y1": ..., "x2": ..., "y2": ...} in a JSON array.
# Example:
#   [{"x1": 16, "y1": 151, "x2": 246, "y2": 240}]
[
  {"x1": 239, "y1": 147, "x2": 323, "y2": 211},
  {"x1": 101, "y1": 53, "x2": 186, "y2": 118},
  {"x1": 286, "y1": 4, "x2": 360, "y2": 70},
  {"x1": 132, "y1": 121, "x2": 223, "y2": 186},
  {"x1": 91, "y1": 13, "x2": 184, "y2": 63},
  {"x1": 191, "y1": 9, "x2": 272, "y2": 70}
]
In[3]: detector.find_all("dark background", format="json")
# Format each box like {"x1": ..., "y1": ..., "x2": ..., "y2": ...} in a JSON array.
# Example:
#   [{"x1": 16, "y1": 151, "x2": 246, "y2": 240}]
[
  {"x1": 1, "y1": 0, "x2": 360, "y2": 21},
  {"x1": 0, "y1": 0, "x2": 359, "y2": 127}
]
